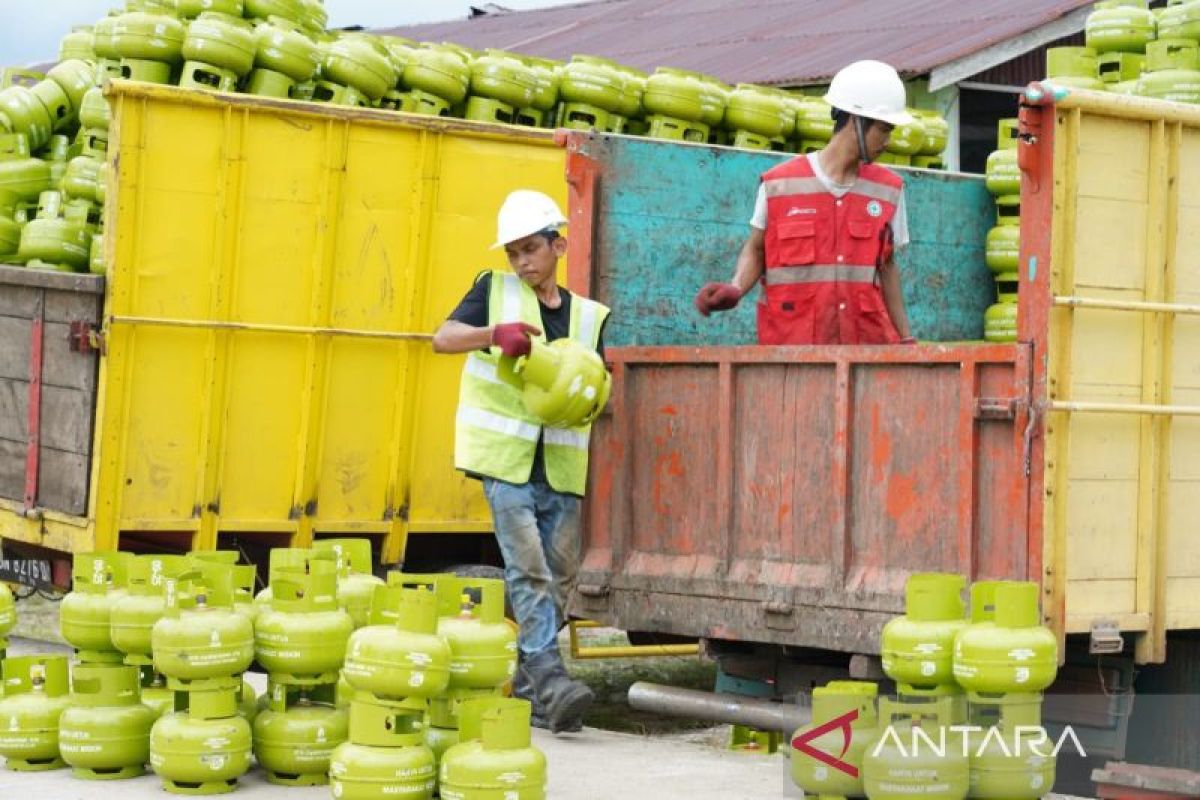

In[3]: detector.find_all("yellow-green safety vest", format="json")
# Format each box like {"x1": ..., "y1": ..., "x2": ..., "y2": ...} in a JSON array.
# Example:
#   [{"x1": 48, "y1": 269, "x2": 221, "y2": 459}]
[{"x1": 454, "y1": 271, "x2": 610, "y2": 495}]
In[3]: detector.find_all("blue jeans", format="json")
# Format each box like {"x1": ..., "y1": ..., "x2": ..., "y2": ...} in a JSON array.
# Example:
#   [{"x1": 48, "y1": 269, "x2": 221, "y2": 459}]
[{"x1": 483, "y1": 478, "x2": 582, "y2": 656}]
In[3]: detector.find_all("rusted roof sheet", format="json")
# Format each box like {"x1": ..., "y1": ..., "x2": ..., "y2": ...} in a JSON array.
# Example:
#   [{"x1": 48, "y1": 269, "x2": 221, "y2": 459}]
[{"x1": 375, "y1": 0, "x2": 1095, "y2": 86}]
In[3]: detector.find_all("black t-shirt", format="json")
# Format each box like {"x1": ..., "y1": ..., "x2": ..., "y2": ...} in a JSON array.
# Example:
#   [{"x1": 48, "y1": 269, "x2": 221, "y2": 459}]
[{"x1": 449, "y1": 272, "x2": 607, "y2": 488}]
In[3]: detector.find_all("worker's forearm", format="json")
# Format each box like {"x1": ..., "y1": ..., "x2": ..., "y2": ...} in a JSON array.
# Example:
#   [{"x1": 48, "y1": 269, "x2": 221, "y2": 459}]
[
  {"x1": 879, "y1": 260, "x2": 912, "y2": 339},
  {"x1": 432, "y1": 320, "x2": 493, "y2": 354},
  {"x1": 731, "y1": 233, "x2": 766, "y2": 294}
]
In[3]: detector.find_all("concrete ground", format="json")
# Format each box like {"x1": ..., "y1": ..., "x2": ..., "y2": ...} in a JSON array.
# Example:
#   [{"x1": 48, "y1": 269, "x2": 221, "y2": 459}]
[{"x1": 2, "y1": 636, "x2": 787, "y2": 799}]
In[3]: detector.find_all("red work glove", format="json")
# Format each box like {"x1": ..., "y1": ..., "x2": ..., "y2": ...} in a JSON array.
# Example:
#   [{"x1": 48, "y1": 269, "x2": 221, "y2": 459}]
[
  {"x1": 694, "y1": 283, "x2": 743, "y2": 317},
  {"x1": 491, "y1": 321, "x2": 542, "y2": 358}
]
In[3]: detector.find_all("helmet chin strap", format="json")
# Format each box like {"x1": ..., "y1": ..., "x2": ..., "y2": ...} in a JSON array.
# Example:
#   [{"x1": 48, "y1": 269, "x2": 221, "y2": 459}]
[{"x1": 853, "y1": 115, "x2": 873, "y2": 164}]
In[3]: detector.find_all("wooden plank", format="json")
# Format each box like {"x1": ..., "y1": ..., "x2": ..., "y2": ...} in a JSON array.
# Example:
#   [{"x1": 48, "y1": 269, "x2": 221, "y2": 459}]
[
  {"x1": 0, "y1": 264, "x2": 103, "y2": 294},
  {"x1": 0, "y1": 378, "x2": 27, "y2": 440},
  {"x1": 0, "y1": 437, "x2": 22, "y2": 501},
  {"x1": 44, "y1": 287, "x2": 103, "y2": 325},
  {"x1": 41, "y1": 321, "x2": 98, "y2": 392},
  {"x1": 0, "y1": 284, "x2": 39, "y2": 318},
  {"x1": 36, "y1": 445, "x2": 89, "y2": 515},
  {"x1": 0, "y1": 316, "x2": 31, "y2": 381},
  {"x1": 0, "y1": 385, "x2": 94, "y2": 454},
  {"x1": 0, "y1": 437, "x2": 91, "y2": 514},
  {"x1": 0, "y1": 319, "x2": 96, "y2": 390}
]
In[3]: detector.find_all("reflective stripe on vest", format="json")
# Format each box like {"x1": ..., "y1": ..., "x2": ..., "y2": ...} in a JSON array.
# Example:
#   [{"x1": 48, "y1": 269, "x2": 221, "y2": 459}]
[
  {"x1": 762, "y1": 175, "x2": 902, "y2": 206},
  {"x1": 763, "y1": 264, "x2": 878, "y2": 285},
  {"x1": 454, "y1": 270, "x2": 610, "y2": 495}
]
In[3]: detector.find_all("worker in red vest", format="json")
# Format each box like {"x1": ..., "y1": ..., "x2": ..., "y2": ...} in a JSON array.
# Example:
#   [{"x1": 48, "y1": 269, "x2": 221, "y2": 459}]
[{"x1": 694, "y1": 60, "x2": 916, "y2": 345}]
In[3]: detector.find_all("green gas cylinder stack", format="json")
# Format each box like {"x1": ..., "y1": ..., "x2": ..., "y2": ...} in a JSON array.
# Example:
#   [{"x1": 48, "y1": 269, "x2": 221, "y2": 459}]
[
  {"x1": 0, "y1": 655, "x2": 71, "y2": 771},
  {"x1": 982, "y1": 119, "x2": 1021, "y2": 343},
  {"x1": 252, "y1": 553, "x2": 352, "y2": 785},
  {"x1": 149, "y1": 568, "x2": 254, "y2": 794},
  {"x1": 332, "y1": 584, "x2": 450, "y2": 799}
]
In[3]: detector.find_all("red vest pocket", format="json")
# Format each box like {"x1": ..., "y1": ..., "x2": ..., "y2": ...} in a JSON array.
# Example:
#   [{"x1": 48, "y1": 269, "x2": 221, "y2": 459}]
[
  {"x1": 773, "y1": 218, "x2": 818, "y2": 265},
  {"x1": 756, "y1": 292, "x2": 816, "y2": 345}
]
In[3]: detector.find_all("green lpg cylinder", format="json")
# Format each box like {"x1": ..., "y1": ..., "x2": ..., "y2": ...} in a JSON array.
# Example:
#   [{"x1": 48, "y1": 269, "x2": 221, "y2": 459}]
[
  {"x1": 140, "y1": 669, "x2": 174, "y2": 717},
  {"x1": 0, "y1": 142, "x2": 51, "y2": 202},
  {"x1": 253, "y1": 546, "x2": 314, "y2": 609},
  {"x1": 967, "y1": 693, "x2": 1055, "y2": 800},
  {"x1": 897, "y1": 680, "x2": 969, "y2": 727},
  {"x1": 793, "y1": 95, "x2": 834, "y2": 144},
  {"x1": 246, "y1": 17, "x2": 319, "y2": 98},
  {"x1": 1158, "y1": 0, "x2": 1200, "y2": 42},
  {"x1": 0, "y1": 581, "x2": 14, "y2": 653},
  {"x1": 176, "y1": 0, "x2": 244, "y2": 19},
  {"x1": 953, "y1": 581, "x2": 1058, "y2": 693},
  {"x1": 79, "y1": 86, "x2": 110, "y2": 134},
  {"x1": 439, "y1": 578, "x2": 517, "y2": 691},
  {"x1": 1099, "y1": 51, "x2": 1146, "y2": 94},
  {"x1": 881, "y1": 573, "x2": 967, "y2": 687},
  {"x1": 253, "y1": 683, "x2": 347, "y2": 786},
  {"x1": 60, "y1": 551, "x2": 130, "y2": 662},
  {"x1": 1086, "y1": 0, "x2": 1157, "y2": 54},
  {"x1": 299, "y1": 0, "x2": 327, "y2": 35},
  {"x1": 47, "y1": 59, "x2": 94, "y2": 114},
  {"x1": 321, "y1": 34, "x2": 398, "y2": 103},
  {"x1": 111, "y1": 9, "x2": 186, "y2": 84},
  {"x1": 0, "y1": 86, "x2": 53, "y2": 151},
  {"x1": 789, "y1": 681, "x2": 878, "y2": 798},
  {"x1": 1046, "y1": 46, "x2": 1105, "y2": 90},
  {"x1": 111, "y1": 554, "x2": 191, "y2": 665},
  {"x1": 329, "y1": 695, "x2": 436, "y2": 799},
  {"x1": 0, "y1": 655, "x2": 70, "y2": 770},
  {"x1": 693, "y1": 72, "x2": 728, "y2": 129},
  {"x1": 151, "y1": 572, "x2": 255, "y2": 682},
  {"x1": 468, "y1": 50, "x2": 536, "y2": 120},
  {"x1": 641, "y1": 67, "x2": 703, "y2": 122},
  {"x1": 59, "y1": 663, "x2": 156, "y2": 780},
  {"x1": 724, "y1": 84, "x2": 792, "y2": 142},
  {"x1": 60, "y1": 26, "x2": 97, "y2": 63},
  {"x1": 149, "y1": 685, "x2": 253, "y2": 794},
  {"x1": 984, "y1": 273, "x2": 1019, "y2": 343},
  {"x1": 61, "y1": 156, "x2": 102, "y2": 204},
  {"x1": 245, "y1": 0, "x2": 307, "y2": 25},
  {"x1": 561, "y1": 55, "x2": 628, "y2": 115},
  {"x1": 863, "y1": 697, "x2": 969, "y2": 800},
  {"x1": 439, "y1": 697, "x2": 547, "y2": 800},
  {"x1": 884, "y1": 111, "x2": 927, "y2": 156},
  {"x1": 312, "y1": 538, "x2": 384, "y2": 628},
  {"x1": 497, "y1": 337, "x2": 611, "y2": 429},
  {"x1": 912, "y1": 108, "x2": 949, "y2": 156},
  {"x1": 253, "y1": 561, "x2": 353, "y2": 682},
  {"x1": 40, "y1": 134, "x2": 70, "y2": 188},
  {"x1": 423, "y1": 688, "x2": 501, "y2": 782},
  {"x1": 189, "y1": 553, "x2": 257, "y2": 623},
  {"x1": 984, "y1": 124, "x2": 1020, "y2": 197},
  {"x1": 179, "y1": 12, "x2": 257, "y2": 92},
  {"x1": 88, "y1": 228, "x2": 102, "y2": 276},
  {"x1": 986, "y1": 195, "x2": 1021, "y2": 275},
  {"x1": 402, "y1": 44, "x2": 472, "y2": 112},
  {"x1": 343, "y1": 586, "x2": 451, "y2": 699},
  {"x1": 1137, "y1": 39, "x2": 1200, "y2": 103}
]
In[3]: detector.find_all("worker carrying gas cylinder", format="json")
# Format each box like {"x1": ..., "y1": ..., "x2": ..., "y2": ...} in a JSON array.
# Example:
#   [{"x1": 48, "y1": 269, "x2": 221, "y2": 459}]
[
  {"x1": 694, "y1": 60, "x2": 916, "y2": 345},
  {"x1": 432, "y1": 189, "x2": 611, "y2": 734}
]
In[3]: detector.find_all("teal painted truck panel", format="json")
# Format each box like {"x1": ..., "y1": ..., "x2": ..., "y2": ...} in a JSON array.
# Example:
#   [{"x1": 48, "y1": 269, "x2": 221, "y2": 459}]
[{"x1": 573, "y1": 135, "x2": 996, "y2": 345}]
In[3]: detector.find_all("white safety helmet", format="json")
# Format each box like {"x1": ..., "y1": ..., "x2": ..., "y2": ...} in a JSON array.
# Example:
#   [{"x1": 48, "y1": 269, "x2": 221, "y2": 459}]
[
  {"x1": 492, "y1": 189, "x2": 567, "y2": 249},
  {"x1": 824, "y1": 60, "x2": 913, "y2": 126}
]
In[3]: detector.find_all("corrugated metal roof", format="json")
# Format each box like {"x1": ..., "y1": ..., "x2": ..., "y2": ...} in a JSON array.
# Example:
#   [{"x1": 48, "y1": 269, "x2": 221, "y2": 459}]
[{"x1": 375, "y1": 0, "x2": 1096, "y2": 86}]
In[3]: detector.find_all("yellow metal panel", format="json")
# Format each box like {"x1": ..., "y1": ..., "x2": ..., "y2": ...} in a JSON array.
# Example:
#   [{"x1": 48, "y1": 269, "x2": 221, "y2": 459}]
[
  {"x1": 1047, "y1": 93, "x2": 1200, "y2": 662},
  {"x1": 94, "y1": 83, "x2": 566, "y2": 560},
  {"x1": 405, "y1": 133, "x2": 569, "y2": 533}
]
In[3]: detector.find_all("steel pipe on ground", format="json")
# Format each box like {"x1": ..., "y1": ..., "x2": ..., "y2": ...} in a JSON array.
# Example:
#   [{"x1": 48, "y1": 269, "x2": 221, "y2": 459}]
[{"x1": 627, "y1": 681, "x2": 811, "y2": 734}]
